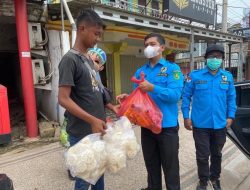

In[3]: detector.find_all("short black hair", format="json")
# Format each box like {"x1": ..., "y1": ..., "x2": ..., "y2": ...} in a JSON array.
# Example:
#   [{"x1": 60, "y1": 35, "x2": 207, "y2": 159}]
[
  {"x1": 76, "y1": 9, "x2": 106, "y2": 29},
  {"x1": 144, "y1": 33, "x2": 165, "y2": 45}
]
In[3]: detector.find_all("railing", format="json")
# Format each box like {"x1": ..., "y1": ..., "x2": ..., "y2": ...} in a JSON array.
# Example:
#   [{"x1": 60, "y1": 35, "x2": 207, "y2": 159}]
[
  {"x1": 91, "y1": 0, "x2": 210, "y2": 28},
  {"x1": 91, "y1": 0, "x2": 168, "y2": 20}
]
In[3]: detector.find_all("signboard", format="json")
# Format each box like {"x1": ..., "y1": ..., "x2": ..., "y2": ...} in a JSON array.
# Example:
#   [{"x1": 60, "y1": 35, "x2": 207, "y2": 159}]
[
  {"x1": 104, "y1": 26, "x2": 190, "y2": 51},
  {"x1": 231, "y1": 28, "x2": 250, "y2": 39},
  {"x1": 163, "y1": 0, "x2": 216, "y2": 25}
]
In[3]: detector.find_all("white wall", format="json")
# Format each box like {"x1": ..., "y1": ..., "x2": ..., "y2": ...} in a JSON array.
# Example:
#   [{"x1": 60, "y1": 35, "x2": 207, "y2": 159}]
[{"x1": 36, "y1": 30, "x2": 69, "y2": 125}]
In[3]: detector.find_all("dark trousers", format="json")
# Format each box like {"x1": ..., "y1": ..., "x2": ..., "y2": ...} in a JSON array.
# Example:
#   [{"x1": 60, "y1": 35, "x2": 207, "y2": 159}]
[
  {"x1": 193, "y1": 128, "x2": 226, "y2": 183},
  {"x1": 141, "y1": 127, "x2": 180, "y2": 190}
]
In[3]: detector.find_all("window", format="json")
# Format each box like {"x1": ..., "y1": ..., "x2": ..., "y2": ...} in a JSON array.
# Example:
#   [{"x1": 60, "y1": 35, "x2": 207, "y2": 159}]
[
  {"x1": 151, "y1": 0, "x2": 159, "y2": 10},
  {"x1": 138, "y1": 0, "x2": 146, "y2": 6},
  {"x1": 138, "y1": 0, "x2": 147, "y2": 14},
  {"x1": 239, "y1": 85, "x2": 250, "y2": 107}
]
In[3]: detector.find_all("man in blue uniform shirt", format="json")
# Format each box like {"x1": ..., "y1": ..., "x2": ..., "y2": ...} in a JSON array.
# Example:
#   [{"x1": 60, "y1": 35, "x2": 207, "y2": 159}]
[
  {"x1": 117, "y1": 33, "x2": 183, "y2": 190},
  {"x1": 181, "y1": 44, "x2": 237, "y2": 190}
]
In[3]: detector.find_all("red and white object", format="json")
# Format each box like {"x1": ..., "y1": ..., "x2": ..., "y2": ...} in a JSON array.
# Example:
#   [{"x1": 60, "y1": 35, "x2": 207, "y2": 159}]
[{"x1": 0, "y1": 85, "x2": 11, "y2": 144}]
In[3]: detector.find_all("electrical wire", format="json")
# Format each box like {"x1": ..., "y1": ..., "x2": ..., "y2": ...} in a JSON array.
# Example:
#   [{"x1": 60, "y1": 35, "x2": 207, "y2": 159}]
[
  {"x1": 217, "y1": 12, "x2": 238, "y2": 26},
  {"x1": 239, "y1": 0, "x2": 249, "y2": 8},
  {"x1": 33, "y1": 27, "x2": 54, "y2": 84},
  {"x1": 217, "y1": 4, "x2": 250, "y2": 9},
  {"x1": 217, "y1": 13, "x2": 234, "y2": 25},
  {"x1": 227, "y1": 8, "x2": 244, "y2": 24},
  {"x1": 35, "y1": 27, "x2": 48, "y2": 46},
  {"x1": 228, "y1": 7, "x2": 245, "y2": 18},
  {"x1": 219, "y1": 13, "x2": 238, "y2": 24},
  {"x1": 38, "y1": 44, "x2": 54, "y2": 84},
  {"x1": 216, "y1": 4, "x2": 244, "y2": 25}
]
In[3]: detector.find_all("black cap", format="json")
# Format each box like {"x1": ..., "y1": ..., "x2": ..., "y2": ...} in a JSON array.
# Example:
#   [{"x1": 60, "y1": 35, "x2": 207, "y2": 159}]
[{"x1": 204, "y1": 44, "x2": 225, "y2": 59}]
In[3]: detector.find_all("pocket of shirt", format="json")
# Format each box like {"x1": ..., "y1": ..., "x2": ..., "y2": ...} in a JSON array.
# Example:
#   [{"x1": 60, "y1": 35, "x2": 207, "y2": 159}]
[
  {"x1": 195, "y1": 84, "x2": 209, "y2": 90},
  {"x1": 220, "y1": 84, "x2": 229, "y2": 90},
  {"x1": 194, "y1": 84, "x2": 209, "y2": 97},
  {"x1": 153, "y1": 76, "x2": 168, "y2": 86}
]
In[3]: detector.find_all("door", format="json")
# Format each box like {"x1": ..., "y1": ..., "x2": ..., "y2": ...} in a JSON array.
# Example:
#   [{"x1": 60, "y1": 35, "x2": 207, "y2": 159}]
[{"x1": 227, "y1": 81, "x2": 250, "y2": 159}]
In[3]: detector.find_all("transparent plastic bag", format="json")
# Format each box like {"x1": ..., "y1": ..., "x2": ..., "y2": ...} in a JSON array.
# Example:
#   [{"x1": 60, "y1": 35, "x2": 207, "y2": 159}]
[
  {"x1": 65, "y1": 117, "x2": 140, "y2": 180},
  {"x1": 104, "y1": 117, "x2": 140, "y2": 167},
  {"x1": 65, "y1": 133, "x2": 107, "y2": 185},
  {"x1": 106, "y1": 145, "x2": 127, "y2": 173}
]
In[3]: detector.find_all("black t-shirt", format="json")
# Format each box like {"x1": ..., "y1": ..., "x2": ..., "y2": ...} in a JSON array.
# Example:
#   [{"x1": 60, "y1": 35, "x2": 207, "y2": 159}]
[{"x1": 59, "y1": 50, "x2": 105, "y2": 138}]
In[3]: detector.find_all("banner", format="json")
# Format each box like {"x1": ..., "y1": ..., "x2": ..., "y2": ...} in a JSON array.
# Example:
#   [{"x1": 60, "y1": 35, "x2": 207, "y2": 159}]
[{"x1": 163, "y1": 0, "x2": 216, "y2": 25}]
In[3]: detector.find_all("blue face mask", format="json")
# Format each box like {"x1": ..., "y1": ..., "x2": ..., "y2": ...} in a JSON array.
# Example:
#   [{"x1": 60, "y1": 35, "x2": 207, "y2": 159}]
[{"x1": 206, "y1": 58, "x2": 222, "y2": 71}]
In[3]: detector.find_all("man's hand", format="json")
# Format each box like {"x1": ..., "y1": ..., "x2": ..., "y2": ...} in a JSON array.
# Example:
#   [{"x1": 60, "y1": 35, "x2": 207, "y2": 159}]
[
  {"x1": 226, "y1": 118, "x2": 234, "y2": 129},
  {"x1": 105, "y1": 103, "x2": 120, "y2": 114},
  {"x1": 111, "y1": 104, "x2": 120, "y2": 114},
  {"x1": 90, "y1": 118, "x2": 107, "y2": 134},
  {"x1": 138, "y1": 80, "x2": 154, "y2": 92},
  {"x1": 184, "y1": 119, "x2": 193, "y2": 130},
  {"x1": 116, "y1": 93, "x2": 129, "y2": 104}
]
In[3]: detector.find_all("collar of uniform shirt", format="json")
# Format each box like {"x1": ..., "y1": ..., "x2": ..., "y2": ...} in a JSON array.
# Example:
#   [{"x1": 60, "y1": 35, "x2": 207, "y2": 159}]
[
  {"x1": 146, "y1": 58, "x2": 167, "y2": 68},
  {"x1": 203, "y1": 66, "x2": 223, "y2": 76}
]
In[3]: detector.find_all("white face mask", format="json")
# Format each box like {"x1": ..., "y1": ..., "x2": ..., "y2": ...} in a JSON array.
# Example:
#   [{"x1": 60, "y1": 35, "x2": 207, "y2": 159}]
[{"x1": 144, "y1": 45, "x2": 160, "y2": 59}]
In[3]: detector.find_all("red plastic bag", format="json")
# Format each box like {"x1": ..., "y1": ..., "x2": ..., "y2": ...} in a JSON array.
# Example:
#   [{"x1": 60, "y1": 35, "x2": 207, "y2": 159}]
[{"x1": 117, "y1": 72, "x2": 163, "y2": 134}]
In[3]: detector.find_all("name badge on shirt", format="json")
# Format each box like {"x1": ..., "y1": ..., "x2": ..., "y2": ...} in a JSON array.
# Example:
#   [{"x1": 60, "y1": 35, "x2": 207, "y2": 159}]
[
  {"x1": 195, "y1": 80, "x2": 207, "y2": 84},
  {"x1": 221, "y1": 75, "x2": 229, "y2": 84},
  {"x1": 157, "y1": 67, "x2": 168, "y2": 77}
]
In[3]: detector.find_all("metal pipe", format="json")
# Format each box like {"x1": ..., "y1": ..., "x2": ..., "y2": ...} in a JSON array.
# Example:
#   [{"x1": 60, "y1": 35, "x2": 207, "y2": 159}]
[
  {"x1": 247, "y1": 41, "x2": 250, "y2": 80},
  {"x1": 228, "y1": 43, "x2": 232, "y2": 71},
  {"x1": 221, "y1": 0, "x2": 228, "y2": 33},
  {"x1": 237, "y1": 42, "x2": 244, "y2": 82},
  {"x1": 190, "y1": 30, "x2": 194, "y2": 71},
  {"x1": 61, "y1": 0, "x2": 65, "y2": 31},
  {"x1": 61, "y1": 0, "x2": 76, "y2": 46},
  {"x1": 14, "y1": 0, "x2": 38, "y2": 137},
  {"x1": 214, "y1": 4, "x2": 217, "y2": 29}
]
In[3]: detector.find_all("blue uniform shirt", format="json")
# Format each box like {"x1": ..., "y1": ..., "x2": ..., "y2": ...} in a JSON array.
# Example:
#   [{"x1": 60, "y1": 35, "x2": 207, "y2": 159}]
[
  {"x1": 181, "y1": 67, "x2": 237, "y2": 129},
  {"x1": 134, "y1": 58, "x2": 183, "y2": 128}
]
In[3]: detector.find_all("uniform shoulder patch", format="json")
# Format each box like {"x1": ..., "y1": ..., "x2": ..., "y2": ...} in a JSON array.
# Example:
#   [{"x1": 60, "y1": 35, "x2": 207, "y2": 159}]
[{"x1": 173, "y1": 70, "x2": 181, "y2": 80}]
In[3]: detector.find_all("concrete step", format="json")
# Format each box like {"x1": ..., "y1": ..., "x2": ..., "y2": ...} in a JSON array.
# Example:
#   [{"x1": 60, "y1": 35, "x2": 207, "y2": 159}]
[
  {"x1": 237, "y1": 173, "x2": 250, "y2": 190},
  {"x1": 221, "y1": 149, "x2": 250, "y2": 190}
]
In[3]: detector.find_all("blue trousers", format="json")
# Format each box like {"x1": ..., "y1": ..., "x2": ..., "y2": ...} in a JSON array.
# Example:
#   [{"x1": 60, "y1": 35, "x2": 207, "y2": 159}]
[{"x1": 69, "y1": 135, "x2": 104, "y2": 190}]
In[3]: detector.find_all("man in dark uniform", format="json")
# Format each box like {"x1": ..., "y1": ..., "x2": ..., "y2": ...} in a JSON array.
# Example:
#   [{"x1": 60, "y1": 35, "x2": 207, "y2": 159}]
[{"x1": 181, "y1": 44, "x2": 237, "y2": 190}]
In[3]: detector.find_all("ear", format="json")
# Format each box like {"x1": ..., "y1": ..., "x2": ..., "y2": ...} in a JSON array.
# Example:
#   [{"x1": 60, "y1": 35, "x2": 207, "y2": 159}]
[
  {"x1": 160, "y1": 44, "x2": 165, "y2": 52},
  {"x1": 78, "y1": 24, "x2": 85, "y2": 32}
]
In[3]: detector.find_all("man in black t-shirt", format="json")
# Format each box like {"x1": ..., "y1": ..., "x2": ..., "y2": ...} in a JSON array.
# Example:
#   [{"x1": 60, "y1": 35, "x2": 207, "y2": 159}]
[{"x1": 58, "y1": 9, "x2": 106, "y2": 190}]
